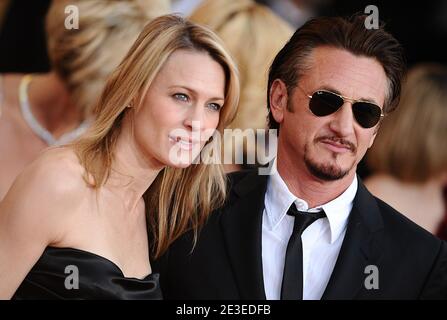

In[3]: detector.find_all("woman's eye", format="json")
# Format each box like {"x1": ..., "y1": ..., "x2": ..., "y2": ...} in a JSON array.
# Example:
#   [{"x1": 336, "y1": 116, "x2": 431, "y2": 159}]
[
  {"x1": 173, "y1": 93, "x2": 189, "y2": 102},
  {"x1": 208, "y1": 103, "x2": 222, "y2": 111}
]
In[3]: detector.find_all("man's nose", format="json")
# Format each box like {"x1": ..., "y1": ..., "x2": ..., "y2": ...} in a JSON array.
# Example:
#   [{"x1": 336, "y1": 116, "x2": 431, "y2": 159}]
[{"x1": 328, "y1": 103, "x2": 356, "y2": 137}]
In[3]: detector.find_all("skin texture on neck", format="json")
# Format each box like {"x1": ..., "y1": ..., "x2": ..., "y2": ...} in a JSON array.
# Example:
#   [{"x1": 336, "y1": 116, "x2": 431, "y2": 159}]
[
  {"x1": 27, "y1": 72, "x2": 84, "y2": 138},
  {"x1": 0, "y1": 73, "x2": 85, "y2": 201},
  {"x1": 105, "y1": 115, "x2": 164, "y2": 215}
]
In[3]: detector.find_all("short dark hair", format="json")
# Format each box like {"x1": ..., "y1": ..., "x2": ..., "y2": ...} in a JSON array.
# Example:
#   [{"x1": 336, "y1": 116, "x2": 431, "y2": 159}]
[{"x1": 267, "y1": 14, "x2": 406, "y2": 131}]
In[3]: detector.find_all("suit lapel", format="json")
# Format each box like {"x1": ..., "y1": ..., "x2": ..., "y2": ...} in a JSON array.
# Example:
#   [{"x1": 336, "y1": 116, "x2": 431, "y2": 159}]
[
  {"x1": 219, "y1": 173, "x2": 385, "y2": 300},
  {"x1": 220, "y1": 171, "x2": 268, "y2": 300},
  {"x1": 322, "y1": 180, "x2": 385, "y2": 299}
]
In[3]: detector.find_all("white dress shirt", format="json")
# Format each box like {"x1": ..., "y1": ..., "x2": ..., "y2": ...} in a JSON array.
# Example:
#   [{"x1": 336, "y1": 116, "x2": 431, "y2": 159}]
[{"x1": 262, "y1": 168, "x2": 358, "y2": 300}]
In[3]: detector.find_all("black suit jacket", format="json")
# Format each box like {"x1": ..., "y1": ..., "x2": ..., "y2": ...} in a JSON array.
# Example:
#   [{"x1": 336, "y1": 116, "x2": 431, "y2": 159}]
[{"x1": 153, "y1": 170, "x2": 447, "y2": 299}]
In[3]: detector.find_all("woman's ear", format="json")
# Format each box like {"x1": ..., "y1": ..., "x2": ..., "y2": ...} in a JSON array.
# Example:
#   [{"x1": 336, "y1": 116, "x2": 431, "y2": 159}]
[{"x1": 269, "y1": 79, "x2": 288, "y2": 125}]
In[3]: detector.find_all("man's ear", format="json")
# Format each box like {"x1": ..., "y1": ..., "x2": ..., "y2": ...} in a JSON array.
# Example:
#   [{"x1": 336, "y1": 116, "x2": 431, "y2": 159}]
[
  {"x1": 368, "y1": 123, "x2": 381, "y2": 148},
  {"x1": 368, "y1": 133, "x2": 377, "y2": 148},
  {"x1": 269, "y1": 79, "x2": 288, "y2": 125}
]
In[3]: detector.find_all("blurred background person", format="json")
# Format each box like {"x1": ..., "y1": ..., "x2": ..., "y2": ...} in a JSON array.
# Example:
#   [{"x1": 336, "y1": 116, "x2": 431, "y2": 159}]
[
  {"x1": 171, "y1": 0, "x2": 202, "y2": 16},
  {"x1": 257, "y1": 0, "x2": 332, "y2": 28},
  {"x1": 188, "y1": 0, "x2": 293, "y2": 171},
  {"x1": 366, "y1": 64, "x2": 447, "y2": 238},
  {"x1": 0, "y1": 0, "x2": 169, "y2": 201}
]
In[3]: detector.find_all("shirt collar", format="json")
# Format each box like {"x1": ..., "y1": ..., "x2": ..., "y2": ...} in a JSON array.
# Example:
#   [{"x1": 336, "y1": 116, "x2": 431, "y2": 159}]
[
  {"x1": 320, "y1": 176, "x2": 357, "y2": 243},
  {"x1": 264, "y1": 161, "x2": 357, "y2": 244}
]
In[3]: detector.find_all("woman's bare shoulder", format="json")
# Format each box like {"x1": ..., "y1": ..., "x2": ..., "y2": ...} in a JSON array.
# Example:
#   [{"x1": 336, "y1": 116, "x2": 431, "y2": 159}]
[
  {"x1": 4, "y1": 146, "x2": 89, "y2": 208},
  {"x1": 0, "y1": 73, "x2": 23, "y2": 117},
  {"x1": 0, "y1": 146, "x2": 91, "y2": 253},
  {"x1": 1, "y1": 73, "x2": 24, "y2": 101},
  {"x1": 0, "y1": 146, "x2": 92, "y2": 294}
]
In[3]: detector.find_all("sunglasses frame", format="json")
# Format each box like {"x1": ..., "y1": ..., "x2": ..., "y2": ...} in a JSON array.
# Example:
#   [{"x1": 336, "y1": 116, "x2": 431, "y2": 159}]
[{"x1": 298, "y1": 86, "x2": 385, "y2": 128}]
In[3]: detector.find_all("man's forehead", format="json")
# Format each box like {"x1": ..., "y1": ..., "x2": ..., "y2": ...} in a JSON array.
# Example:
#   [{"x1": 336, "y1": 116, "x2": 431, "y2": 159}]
[{"x1": 297, "y1": 46, "x2": 388, "y2": 106}]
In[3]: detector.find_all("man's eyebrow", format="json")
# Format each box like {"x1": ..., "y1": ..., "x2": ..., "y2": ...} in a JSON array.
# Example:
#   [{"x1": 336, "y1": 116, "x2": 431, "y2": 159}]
[{"x1": 319, "y1": 85, "x2": 380, "y2": 105}]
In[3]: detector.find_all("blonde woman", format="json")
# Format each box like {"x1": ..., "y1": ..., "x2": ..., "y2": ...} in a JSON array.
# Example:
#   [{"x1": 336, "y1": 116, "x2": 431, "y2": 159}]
[
  {"x1": 189, "y1": 0, "x2": 292, "y2": 171},
  {"x1": 0, "y1": 14, "x2": 239, "y2": 299},
  {"x1": 0, "y1": 0, "x2": 169, "y2": 201},
  {"x1": 366, "y1": 64, "x2": 447, "y2": 234}
]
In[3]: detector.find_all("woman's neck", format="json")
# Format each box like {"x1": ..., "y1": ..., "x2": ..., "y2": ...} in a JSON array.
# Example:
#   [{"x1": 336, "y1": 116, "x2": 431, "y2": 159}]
[
  {"x1": 105, "y1": 117, "x2": 165, "y2": 214},
  {"x1": 27, "y1": 72, "x2": 83, "y2": 138}
]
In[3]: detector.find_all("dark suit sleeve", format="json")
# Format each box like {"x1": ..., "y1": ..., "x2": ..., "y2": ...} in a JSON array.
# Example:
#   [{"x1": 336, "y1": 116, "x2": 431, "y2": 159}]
[{"x1": 420, "y1": 240, "x2": 447, "y2": 299}]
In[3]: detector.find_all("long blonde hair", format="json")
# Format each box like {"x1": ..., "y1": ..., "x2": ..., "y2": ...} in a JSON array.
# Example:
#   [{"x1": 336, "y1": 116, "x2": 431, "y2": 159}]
[
  {"x1": 73, "y1": 14, "x2": 239, "y2": 257},
  {"x1": 46, "y1": 0, "x2": 170, "y2": 117}
]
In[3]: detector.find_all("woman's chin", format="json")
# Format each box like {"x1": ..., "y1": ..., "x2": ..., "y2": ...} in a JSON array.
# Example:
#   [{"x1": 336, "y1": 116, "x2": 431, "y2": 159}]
[
  {"x1": 165, "y1": 156, "x2": 196, "y2": 169},
  {"x1": 165, "y1": 149, "x2": 202, "y2": 168}
]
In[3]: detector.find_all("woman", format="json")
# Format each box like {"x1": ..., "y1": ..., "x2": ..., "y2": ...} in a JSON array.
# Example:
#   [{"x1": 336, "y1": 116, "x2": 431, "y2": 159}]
[
  {"x1": 366, "y1": 64, "x2": 447, "y2": 235},
  {"x1": 0, "y1": 14, "x2": 239, "y2": 299},
  {"x1": 0, "y1": 0, "x2": 169, "y2": 201}
]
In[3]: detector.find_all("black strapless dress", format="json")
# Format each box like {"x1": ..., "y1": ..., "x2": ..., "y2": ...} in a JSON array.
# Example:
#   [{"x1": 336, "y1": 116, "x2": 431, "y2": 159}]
[{"x1": 12, "y1": 247, "x2": 162, "y2": 299}]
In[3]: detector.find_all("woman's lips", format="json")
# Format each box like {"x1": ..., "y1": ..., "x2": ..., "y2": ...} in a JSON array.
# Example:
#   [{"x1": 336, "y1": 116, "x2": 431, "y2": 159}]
[{"x1": 169, "y1": 136, "x2": 200, "y2": 151}]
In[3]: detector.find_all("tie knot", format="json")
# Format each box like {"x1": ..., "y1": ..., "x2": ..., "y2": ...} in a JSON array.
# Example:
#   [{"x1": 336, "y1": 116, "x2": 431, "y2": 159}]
[{"x1": 287, "y1": 204, "x2": 326, "y2": 235}]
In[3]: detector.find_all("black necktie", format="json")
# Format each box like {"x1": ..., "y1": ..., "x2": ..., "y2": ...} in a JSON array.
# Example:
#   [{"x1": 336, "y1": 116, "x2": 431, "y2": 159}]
[{"x1": 280, "y1": 204, "x2": 326, "y2": 300}]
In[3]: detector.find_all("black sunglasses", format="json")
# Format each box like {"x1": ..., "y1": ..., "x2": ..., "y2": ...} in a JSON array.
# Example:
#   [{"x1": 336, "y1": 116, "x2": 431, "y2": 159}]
[{"x1": 299, "y1": 87, "x2": 384, "y2": 128}]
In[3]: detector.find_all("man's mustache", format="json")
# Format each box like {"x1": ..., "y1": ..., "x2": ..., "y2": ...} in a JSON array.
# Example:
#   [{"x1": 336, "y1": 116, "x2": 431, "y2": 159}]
[{"x1": 316, "y1": 136, "x2": 357, "y2": 153}]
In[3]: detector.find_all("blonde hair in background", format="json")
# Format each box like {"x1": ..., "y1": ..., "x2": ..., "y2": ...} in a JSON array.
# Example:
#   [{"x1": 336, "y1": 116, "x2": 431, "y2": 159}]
[
  {"x1": 190, "y1": 0, "x2": 292, "y2": 163},
  {"x1": 73, "y1": 14, "x2": 240, "y2": 257},
  {"x1": 45, "y1": 0, "x2": 170, "y2": 118},
  {"x1": 368, "y1": 64, "x2": 447, "y2": 183}
]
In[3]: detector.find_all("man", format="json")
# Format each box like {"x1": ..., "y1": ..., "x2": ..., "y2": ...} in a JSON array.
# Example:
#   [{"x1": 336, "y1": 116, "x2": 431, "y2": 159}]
[{"x1": 152, "y1": 15, "x2": 447, "y2": 299}]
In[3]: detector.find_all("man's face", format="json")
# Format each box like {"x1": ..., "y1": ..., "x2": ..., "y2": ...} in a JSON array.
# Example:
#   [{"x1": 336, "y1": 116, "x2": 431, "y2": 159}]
[{"x1": 271, "y1": 46, "x2": 388, "y2": 181}]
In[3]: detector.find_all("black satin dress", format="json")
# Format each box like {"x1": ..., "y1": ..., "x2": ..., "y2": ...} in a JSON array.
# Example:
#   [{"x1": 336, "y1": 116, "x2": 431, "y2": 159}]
[{"x1": 12, "y1": 247, "x2": 162, "y2": 299}]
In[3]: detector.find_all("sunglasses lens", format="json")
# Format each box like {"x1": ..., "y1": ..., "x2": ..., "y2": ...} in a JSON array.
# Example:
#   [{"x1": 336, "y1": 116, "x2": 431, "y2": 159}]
[
  {"x1": 352, "y1": 102, "x2": 382, "y2": 128},
  {"x1": 308, "y1": 89, "x2": 382, "y2": 128},
  {"x1": 309, "y1": 91, "x2": 343, "y2": 116}
]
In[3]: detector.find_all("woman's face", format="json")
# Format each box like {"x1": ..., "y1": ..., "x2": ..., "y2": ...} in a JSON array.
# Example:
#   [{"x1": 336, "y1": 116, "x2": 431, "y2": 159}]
[{"x1": 133, "y1": 49, "x2": 226, "y2": 168}]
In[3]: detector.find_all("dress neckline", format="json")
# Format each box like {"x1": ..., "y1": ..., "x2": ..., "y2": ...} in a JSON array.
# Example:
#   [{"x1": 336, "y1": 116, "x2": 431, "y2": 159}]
[
  {"x1": 18, "y1": 75, "x2": 90, "y2": 146},
  {"x1": 45, "y1": 246, "x2": 154, "y2": 281}
]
